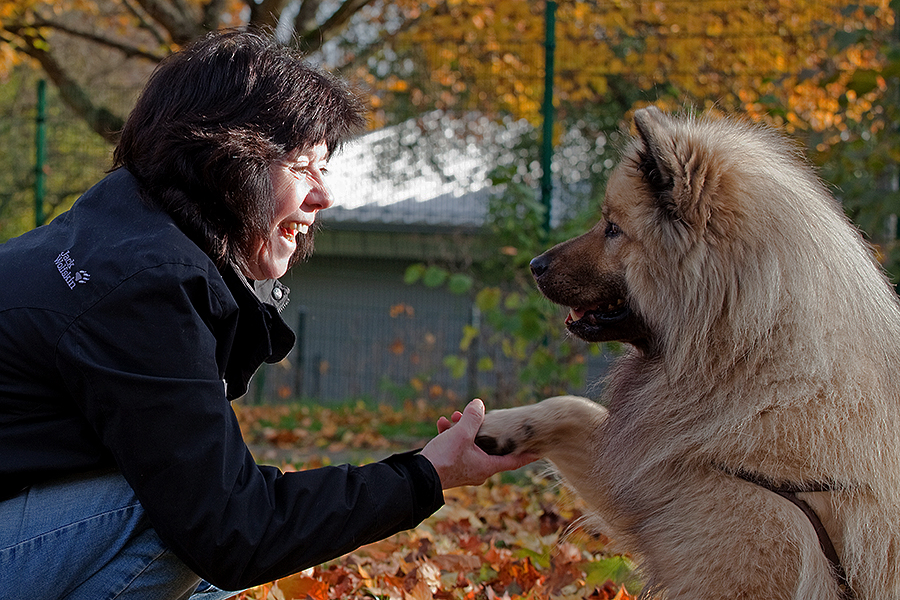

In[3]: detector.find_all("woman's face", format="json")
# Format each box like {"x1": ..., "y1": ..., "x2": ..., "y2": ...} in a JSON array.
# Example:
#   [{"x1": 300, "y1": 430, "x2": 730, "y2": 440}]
[{"x1": 244, "y1": 141, "x2": 332, "y2": 280}]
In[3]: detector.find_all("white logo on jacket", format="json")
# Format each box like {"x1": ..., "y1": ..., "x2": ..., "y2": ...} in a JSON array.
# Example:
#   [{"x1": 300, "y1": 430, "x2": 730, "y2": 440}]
[{"x1": 54, "y1": 250, "x2": 90, "y2": 289}]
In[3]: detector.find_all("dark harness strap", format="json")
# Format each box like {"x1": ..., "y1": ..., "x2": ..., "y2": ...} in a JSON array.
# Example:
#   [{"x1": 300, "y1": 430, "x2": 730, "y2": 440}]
[{"x1": 733, "y1": 470, "x2": 855, "y2": 600}]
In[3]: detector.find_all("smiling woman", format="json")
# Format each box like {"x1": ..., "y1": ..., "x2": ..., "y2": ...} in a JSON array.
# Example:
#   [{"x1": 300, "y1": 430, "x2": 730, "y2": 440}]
[
  {"x1": 112, "y1": 30, "x2": 366, "y2": 278},
  {"x1": 0, "y1": 28, "x2": 536, "y2": 600},
  {"x1": 245, "y1": 141, "x2": 334, "y2": 280}
]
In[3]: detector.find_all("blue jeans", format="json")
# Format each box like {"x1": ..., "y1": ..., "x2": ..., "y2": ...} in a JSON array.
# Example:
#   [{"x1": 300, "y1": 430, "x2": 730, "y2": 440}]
[{"x1": 0, "y1": 469, "x2": 239, "y2": 600}]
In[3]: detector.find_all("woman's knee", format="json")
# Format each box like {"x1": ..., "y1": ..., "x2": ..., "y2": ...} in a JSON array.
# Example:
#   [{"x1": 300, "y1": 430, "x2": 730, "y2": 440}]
[{"x1": 0, "y1": 470, "x2": 210, "y2": 600}]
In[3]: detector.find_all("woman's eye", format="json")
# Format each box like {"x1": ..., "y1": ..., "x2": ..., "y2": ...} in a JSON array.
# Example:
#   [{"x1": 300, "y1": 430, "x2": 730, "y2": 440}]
[
  {"x1": 290, "y1": 163, "x2": 328, "y2": 178},
  {"x1": 605, "y1": 221, "x2": 621, "y2": 238}
]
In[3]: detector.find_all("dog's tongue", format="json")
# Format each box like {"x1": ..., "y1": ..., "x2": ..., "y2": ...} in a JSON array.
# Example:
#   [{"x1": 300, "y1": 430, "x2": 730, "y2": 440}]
[{"x1": 566, "y1": 308, "x2": 586, "y2": 324}]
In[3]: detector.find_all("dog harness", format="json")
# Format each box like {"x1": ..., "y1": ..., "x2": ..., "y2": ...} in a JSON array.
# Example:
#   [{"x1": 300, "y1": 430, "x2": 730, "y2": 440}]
[{"x1": 732, "y1": 469, "x2": 855, "y2": 600}]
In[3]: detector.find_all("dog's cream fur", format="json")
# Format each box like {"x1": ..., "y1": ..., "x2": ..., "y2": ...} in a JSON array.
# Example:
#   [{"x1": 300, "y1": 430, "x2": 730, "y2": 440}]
[{"x1": 476, "y1": 107, "x2": 900, "y2": 598}]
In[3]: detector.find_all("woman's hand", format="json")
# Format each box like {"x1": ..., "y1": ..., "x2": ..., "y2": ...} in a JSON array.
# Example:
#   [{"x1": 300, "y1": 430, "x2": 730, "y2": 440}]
[{"x1": 420, "y1": 399, "x2": 540, "y2": 489}]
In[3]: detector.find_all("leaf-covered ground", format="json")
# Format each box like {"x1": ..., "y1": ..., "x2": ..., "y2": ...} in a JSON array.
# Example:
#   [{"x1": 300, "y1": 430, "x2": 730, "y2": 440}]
[{"x1": 234, "y1": 401, "x2": 642, "y2": 600}]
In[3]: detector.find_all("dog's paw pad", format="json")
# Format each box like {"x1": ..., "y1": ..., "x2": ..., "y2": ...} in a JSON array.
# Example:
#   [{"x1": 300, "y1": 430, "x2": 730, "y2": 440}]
[{"x1": 475, "y1": 434, "x2": 517, "y2": 456}]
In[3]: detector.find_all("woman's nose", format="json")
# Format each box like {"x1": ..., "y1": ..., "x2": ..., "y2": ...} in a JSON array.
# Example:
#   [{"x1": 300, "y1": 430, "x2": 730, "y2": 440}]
[{"x1": 304, "y1": 176, "x2": 334, "y2": 211}]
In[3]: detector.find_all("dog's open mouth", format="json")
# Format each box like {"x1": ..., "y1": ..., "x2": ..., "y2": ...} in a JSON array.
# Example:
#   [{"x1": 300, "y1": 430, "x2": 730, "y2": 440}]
[
  {"x1": 562, "y1": 296, "x2": 647, "y2": 345},
  {"x1": 533, "y1": 266, "x2": 647, "y2": 344},
  {"x1": 565, "y1": 298, "x2": 630, "y2": 326}
]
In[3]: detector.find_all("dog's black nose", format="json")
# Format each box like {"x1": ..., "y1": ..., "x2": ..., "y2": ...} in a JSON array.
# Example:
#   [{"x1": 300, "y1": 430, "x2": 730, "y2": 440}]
[{"x1": 530, "y1": 254, "x2": 549, "y2": 278}]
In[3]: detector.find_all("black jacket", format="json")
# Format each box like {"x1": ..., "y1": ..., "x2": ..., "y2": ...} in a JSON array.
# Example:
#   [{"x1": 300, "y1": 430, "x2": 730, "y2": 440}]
[{"x1": 0, "y1": 169, "x2": 443, "y2": 589}]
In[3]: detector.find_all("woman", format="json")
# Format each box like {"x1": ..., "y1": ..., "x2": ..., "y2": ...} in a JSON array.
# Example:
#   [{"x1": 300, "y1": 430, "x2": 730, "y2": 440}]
[{"x1": 0, "y1": 30, "x2": 535, "y2": 600}]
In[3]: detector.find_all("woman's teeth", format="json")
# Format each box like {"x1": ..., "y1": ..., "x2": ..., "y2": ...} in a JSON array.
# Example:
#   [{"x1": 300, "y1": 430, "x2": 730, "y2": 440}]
[{"x1": 280, "y1": 223, "x2": 309, "y2": 242}]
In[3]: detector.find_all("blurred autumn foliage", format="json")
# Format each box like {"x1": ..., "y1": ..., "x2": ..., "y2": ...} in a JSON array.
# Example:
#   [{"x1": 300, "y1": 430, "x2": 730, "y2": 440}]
[
  {"x1": 236, "y1": 400, "x2": 438, "y2": 462},
  {"x1": 384, "y1": 3, "x2": 900, "y2": 278},
  {"x1": 4, "y1": 1, "x2": 897, "y2": 261},
  {"x1": 235, "y1": 402, "x2": 641, "y2": 599},
  {"x1": 352, "y1": 1, "x2": 897, "y2": 143},
  {"x1": 0, "y1": 1, "x2": 894, "y2": 142},
  {"x1": 3, "y1": 2, "x2": 898, "y2": 244}
]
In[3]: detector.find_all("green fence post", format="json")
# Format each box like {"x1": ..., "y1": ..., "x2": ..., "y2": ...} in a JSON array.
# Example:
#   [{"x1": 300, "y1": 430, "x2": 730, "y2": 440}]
[
  {"x1": 540, "y1": 1, "x2": 557, "y2": 240},
  {"x1": 34, "y1": 79, "x2": 46, "y2": 228}
]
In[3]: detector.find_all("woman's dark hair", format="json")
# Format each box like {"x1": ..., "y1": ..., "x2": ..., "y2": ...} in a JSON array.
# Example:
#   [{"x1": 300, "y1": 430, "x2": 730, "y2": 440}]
[{"x1": 113, "y1": 29, "x2": 367, "y2": 271}]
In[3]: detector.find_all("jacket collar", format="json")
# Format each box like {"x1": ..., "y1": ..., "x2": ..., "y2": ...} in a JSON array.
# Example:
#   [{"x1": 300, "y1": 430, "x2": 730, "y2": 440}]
[
  {"x1": 219, "y1": 264, "x2": 296, "y2": 400},
  {"x1": 250, "y1": 278, "x2": 291, "y2": 313}
]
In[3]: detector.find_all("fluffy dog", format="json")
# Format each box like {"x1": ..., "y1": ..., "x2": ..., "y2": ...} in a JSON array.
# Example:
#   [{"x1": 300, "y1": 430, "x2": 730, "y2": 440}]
[{"x1": 475, "y1": 107, "x2": 900, "y2": 599}]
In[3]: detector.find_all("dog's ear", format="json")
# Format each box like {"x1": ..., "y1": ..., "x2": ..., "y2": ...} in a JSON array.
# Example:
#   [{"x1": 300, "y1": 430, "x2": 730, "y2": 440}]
[
  {"x1": 633, "y1": 107, "x2": 713, "y2": 231},
  {"x1": 633, "y1": 106, "x2": 677, "y2": 199}
]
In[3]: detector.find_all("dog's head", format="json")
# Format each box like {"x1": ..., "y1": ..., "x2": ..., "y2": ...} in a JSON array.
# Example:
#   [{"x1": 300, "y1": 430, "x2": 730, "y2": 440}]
[
  {"x1": 529, "y1": 194, "x2": 649, "y2": 346},
  {"x1": 532, "y1": 107, "x2": 829, "y2": 360}
]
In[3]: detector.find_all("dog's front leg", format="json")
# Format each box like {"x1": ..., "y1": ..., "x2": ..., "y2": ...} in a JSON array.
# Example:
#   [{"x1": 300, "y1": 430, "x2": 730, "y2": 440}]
[{"x1": 475, "y1": 395, "x2": 606, "y2": 490}]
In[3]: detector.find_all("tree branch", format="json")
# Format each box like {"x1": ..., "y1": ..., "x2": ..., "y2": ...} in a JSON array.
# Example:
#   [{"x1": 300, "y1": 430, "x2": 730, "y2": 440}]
[
  {"x1": 121, "y1": 0, "x2": 170, "y2": 46},
  {"x1": 31, "y1": 12, "x2": 167, "y2": 62},
  {"x1": 296, "y1": 0, "x2": 376, "y2": 54},
  {"x1": 293, "y1": 0, "x2": 324, "y2": 37},
  {"x1": 133, "y1": 0, "x2": 204, "y2": 44},
  {"x1": 9, "y1": 26, "x2": 125, "y2": 143}
]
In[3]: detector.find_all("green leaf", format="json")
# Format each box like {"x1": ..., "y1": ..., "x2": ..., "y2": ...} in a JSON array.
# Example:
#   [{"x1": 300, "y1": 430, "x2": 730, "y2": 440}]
[
  {"x1": 583, "y1": 555, "x2": 637, "y2": 587},
  {"x1": 459, "y1": 324, "x2": 479, "y2": 351},
  {"x1": 443, "y1": 355, "x2": 467, "y2": 379},
  {"x1": 517, "y1": 306, "x2": 545, "y2": 340},
  {"x1": 447, "y1": 273, "x2": 474, "y2": 295},
  {"x1": 513, "y1": 547, "x2": 551, "y2": 569},
  {"x1": 422, "y1": 265, "x2": 448, "y2": 288},
  {"x1": 503, "y1": 291, "x2": 524, "y2": 310},
  {"x1": 403, "y1": 263, "x2": 425, "y2": 284},
  {"x1": 847, "y1": 69, "x2": 879, "y2": 96},
  {"x1": 476, "y1": 356, "x2": 494, "y2": 372},
  {"x1": 475, "y1": 287, "x2": 502, "y2": 311}
]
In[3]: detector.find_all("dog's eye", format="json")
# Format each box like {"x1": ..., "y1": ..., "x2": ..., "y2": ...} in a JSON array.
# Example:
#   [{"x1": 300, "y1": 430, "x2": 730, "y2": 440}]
[{"x1": 605, "y1": 221, "x2": 622, "y2": 238}]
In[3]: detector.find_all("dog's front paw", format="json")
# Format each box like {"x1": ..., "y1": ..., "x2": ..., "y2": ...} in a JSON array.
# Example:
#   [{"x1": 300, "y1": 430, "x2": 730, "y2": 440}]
[
  {"x1": 474, "y1": 431, "x2": 519, "y2": 455},
  {"x1": 475, "y1": 408, "x2": 537, "y2": 456}
]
